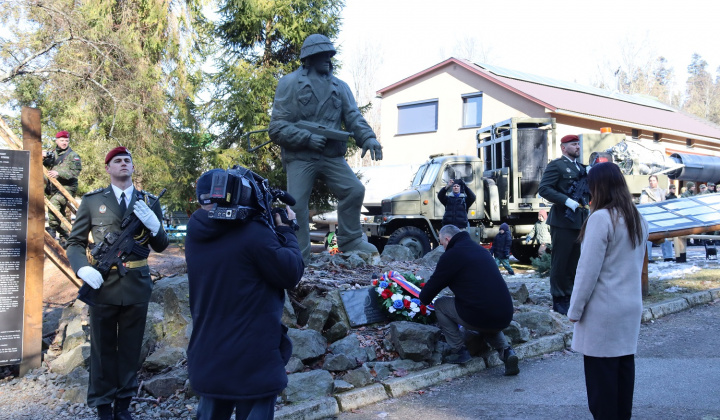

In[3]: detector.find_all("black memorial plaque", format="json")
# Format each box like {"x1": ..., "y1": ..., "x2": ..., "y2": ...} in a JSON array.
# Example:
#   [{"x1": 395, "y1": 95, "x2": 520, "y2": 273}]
[
  {"x1": 0, "y1": 149, "x2": 30, "y2": 366},
  {"x1": 339, "y1": 287, "x2": 388, "y2": 327}
]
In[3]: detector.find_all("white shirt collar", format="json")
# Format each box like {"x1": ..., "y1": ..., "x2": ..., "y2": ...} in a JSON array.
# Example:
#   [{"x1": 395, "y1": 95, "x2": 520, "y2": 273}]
[{"x1": 111, "y1": 184, "x2": 135, "y2": 203}]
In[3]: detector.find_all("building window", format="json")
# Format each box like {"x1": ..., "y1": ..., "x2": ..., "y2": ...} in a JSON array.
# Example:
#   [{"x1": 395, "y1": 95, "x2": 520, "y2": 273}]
[
  {"x1": 653, "y1": 133, "x2": 660, "y2": 142},
  {"x1": 462, "y1": 93, "x2": 483, "y2": 128},
  {"x1": 686, "y1": 138, "x2": 693, "y2": 147},
  {"x1": 397, "y1": 99, "x2": 438, "y2": 135},
  {"x1": 632, "y1": 129, "x2": 639, "y2": 140}
]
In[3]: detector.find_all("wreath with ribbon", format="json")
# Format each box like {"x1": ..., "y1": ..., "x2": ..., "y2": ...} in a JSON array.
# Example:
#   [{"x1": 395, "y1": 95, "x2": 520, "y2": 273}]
[{"x1": 372, "y1": 271, "x2": 436, "y2": 324}]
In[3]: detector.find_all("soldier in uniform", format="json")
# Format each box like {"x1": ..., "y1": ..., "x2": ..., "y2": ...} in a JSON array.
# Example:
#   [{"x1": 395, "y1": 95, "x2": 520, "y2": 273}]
[
  {"x1": 43, "y1": 130, "x2": 82, "y2": 246},
  {"x1": 66, "y1": 146, "x2": 168, "y2": 420},
  {"x1": 269, "y1": 34, "x2": 383, "y2": 262},
  {"x1": 538, "y1": 134, "x2": 590, "y2": 315}
]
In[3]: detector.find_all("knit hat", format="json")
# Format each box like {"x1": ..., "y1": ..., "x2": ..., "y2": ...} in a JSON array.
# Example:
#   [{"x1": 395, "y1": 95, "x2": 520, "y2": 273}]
[
  {"x1": 196, "y1": 168, "x2": 225, "y2": 204},
  {"x1": 538, "y1": 209, "x2": 548, "y2": 219},
  {"x1": 686, "y1": 181, "x2": 695, "y2": 188},
  {"x1": 500, "y1": 223, "x2": 509, "y2": 231},
  {"x1": 561, "y1": 134, "x2": 579, "y2": 143},
  {"x1": 55, "y1": 130, "x2": 69, "y2": 138},
  {"x1": 104, "y1": 146, "x2": 131, "y2": 164}
]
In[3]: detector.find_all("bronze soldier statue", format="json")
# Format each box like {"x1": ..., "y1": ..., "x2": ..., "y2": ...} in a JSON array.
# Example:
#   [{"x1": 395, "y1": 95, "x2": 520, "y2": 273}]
[{"x1": 269, "y1": 34, "x2": 383, "y2": 261}]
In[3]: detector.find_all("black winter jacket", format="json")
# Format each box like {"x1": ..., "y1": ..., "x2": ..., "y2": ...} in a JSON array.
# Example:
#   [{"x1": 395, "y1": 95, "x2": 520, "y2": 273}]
[
  {"x1": 185, "y1": 210, "x2": 304, "y2": 400},
  {"x1": 438, "y1": 181, "x2": 477, "y2": 229},
  {"x1": 419, "y1": 231, "x2": 513, "y2": 330},
  {"x1": 490, "y1": 223, "x2": 512, "y2": 259}
]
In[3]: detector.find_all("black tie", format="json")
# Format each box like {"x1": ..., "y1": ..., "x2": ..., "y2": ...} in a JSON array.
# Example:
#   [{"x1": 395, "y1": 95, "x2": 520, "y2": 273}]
[{"x1": 119, "y1": 192, "x2": 127, "y2": 214}]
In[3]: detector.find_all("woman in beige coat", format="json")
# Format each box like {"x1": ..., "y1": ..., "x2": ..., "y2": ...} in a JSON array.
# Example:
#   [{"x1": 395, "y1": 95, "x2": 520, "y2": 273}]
[{"x1": 568, "y1": 162, "x2": 648, "y2": 420}]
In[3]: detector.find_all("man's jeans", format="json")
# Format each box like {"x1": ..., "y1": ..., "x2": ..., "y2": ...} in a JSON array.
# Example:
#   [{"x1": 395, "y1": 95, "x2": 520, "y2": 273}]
[{"x1": 433, "y1": 296, "x2": 508, "y2": 351}]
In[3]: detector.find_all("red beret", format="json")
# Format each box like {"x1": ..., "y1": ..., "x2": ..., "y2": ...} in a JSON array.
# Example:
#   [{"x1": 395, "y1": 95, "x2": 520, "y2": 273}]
[
  {"x1": 55, "y1": 131, "x2": 69, "y2": 138},
  {"x1": 561, "y1": 134, "x2": 580, "y2": 144},
  {"x1": 105, "y1": 146, "x2": 132, "y2": 164}
]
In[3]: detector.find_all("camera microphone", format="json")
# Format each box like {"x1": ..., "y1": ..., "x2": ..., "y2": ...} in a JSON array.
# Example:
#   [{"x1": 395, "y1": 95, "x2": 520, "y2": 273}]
[{"x1": 274, "y1": 189, "x2": 296, "y2": 206}]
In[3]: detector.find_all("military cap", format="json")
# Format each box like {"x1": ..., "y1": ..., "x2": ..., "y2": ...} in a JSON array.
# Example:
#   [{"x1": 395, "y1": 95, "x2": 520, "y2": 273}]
[
  {"x1": 561, "y1": 134, "x2": 580, "y2": 143},
  {"x1": 55, "y1": 130, "x2": 69, "y2": 138},
  {"x1": 105, "y1": 146, "x2": 132, "y2": 164}
]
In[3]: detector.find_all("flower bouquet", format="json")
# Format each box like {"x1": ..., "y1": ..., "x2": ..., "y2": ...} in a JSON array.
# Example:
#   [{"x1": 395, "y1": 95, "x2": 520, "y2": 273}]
[{"x1": 372, "y1": 271, "x2": 436, "y2": 324}]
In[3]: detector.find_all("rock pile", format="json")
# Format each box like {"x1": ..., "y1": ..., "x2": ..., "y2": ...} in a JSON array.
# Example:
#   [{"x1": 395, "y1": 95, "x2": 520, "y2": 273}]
[{"x1": 36, "y1": 246, "x2": 571, "y2": 415}]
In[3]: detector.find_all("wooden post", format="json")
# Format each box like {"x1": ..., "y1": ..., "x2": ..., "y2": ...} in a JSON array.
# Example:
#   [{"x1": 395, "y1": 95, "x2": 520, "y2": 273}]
[{"x1": 20, "y1": 107, "x2": 44, "y2": 376}]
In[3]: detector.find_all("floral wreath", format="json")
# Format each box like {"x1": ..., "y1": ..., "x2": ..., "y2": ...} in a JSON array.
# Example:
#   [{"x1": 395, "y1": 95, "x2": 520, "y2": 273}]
[{"x1": 372, "y1": 271, "x2": 436, "y2": 324}]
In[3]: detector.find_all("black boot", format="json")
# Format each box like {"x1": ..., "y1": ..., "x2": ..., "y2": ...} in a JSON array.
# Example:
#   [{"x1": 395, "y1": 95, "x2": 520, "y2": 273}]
[
  {"x1": 446, "y1": 346, "x2": 472, "y2": 364},
  {"x1": 97, "y1": 404, "x2": 113, "y2": 420},
  {"x1": 45, "y1": 227, "x2": 56, "y2": 239},
  {"x1": 500, "y1": 346, "x2": 520, "y2": 376},
  {"x1": 675, "y1": 253, "x2": 687, "y2": 263},
  {"x1": 113, "y1": 397, "x2": 134, "y2": 420}
]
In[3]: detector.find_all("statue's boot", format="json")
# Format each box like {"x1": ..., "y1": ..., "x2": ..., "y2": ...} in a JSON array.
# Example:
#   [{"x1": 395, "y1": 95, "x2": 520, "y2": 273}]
[{"x1": 339, "y1": 236, "x2": 378, "y2": 255}]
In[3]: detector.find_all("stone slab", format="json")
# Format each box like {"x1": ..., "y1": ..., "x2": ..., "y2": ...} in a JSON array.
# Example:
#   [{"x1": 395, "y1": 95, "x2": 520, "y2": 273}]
[
  {"x1": 684, "y1": 291, "x2": 713, "y2": 307},
  {"x1": 649, "y1": 298, "x2": 689, "y2": 319},
  {"x1": 275, "y1": 397, "x2": 339, "y2": 420},
  {"x1": 382, "y1": 358, "x2": 485, "y2": 398},
  {"x1": 340, "y1": 287, "x2": 388, "y2": 327},
  {"x1": 334, "y1": 383, "x2": 388, "y2": 412}
]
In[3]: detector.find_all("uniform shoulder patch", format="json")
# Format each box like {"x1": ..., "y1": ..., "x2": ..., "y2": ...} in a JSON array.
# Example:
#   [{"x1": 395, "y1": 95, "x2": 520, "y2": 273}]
[{"x1": 83, "y1": 188, "x2": 104, "y2": 197}]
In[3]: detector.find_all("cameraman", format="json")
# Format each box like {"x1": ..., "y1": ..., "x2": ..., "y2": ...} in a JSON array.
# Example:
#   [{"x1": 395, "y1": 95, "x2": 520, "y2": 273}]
[{"x1": 185, "y1": 168, "x2": 304, "y2": 420}]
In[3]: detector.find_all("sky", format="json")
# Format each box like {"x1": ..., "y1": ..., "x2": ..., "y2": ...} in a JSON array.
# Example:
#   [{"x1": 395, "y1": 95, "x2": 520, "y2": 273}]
[{"x1": 334, "y1": 0, "x2": 720, "y2": 98}]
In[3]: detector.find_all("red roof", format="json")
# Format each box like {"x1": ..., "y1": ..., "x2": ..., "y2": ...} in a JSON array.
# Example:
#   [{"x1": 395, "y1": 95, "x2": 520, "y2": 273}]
[{"x1": 377, "y1": 58, "x2": 720, "y2": 140}]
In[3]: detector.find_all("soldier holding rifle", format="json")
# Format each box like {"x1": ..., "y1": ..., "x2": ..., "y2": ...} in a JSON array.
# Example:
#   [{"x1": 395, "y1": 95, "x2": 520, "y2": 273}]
[
  {"x1": 43, "y1": 130, "x2": 82, "y2": 247},
  {"x1": 269, "y1": 34, "x2": 383, "y2": 262},
  {"x1": 538, "y1": 134, "x2": 590, "y2": 315},
  {"x1": 66, "y1": 146, "x2": 168, "y2": 420}
]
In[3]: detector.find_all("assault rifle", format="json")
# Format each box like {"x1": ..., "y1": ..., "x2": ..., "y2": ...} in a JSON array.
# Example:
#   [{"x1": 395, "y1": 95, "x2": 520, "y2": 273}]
[
  {"x1": 564, "y1": 175, "x2": 590, "y2": 223},
  {"x1": 295, "y1": 120, "x2": 353, "y2": 142},
  {"x1": 77, "y1": 189, "x2": 166, "y2": 306}
]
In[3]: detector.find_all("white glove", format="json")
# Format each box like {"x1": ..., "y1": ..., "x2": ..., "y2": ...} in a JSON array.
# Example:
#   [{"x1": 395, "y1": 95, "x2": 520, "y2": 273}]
[
  {"x1": 78, "y1": 266, "x2": 104, "y2": 289},
  {"x1": 134, "y1": 200, "x2": 161, "y2": 235},
  {"x1": 565, "y1": 198, "x2": 580, "y2": 212},
  {"x1": 361, "y1": 138, "x2": 383, "y2": 161}
]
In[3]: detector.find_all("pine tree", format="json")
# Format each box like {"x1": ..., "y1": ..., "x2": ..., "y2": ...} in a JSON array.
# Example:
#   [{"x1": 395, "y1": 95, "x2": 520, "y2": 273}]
[{"x1": 0, "y1": 0, "x2": 210, "y2": 208}]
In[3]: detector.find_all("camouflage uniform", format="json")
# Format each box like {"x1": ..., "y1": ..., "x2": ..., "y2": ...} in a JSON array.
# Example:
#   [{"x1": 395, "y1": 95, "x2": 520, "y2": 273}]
[{"x1": 43, "y1": 146, "x2": 82, "y2": 239}]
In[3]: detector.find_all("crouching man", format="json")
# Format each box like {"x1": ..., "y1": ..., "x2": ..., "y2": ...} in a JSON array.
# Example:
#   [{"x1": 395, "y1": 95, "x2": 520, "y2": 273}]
[
  {"x1": 185, "y1": 168, "x2": 304, "y2": 420},
  {"x1": 419, "y1": 225, "x2": 519, "y2": 375}
]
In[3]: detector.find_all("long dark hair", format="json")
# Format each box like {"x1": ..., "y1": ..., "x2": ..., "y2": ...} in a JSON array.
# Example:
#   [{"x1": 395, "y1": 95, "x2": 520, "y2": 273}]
[{"x1": 578, "y1": 162, "x2": 645, "y2": 247}]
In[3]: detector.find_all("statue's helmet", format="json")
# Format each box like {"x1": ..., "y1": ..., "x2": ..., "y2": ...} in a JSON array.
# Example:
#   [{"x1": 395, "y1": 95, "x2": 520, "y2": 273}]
[{"x1": 300, "y1": 34, "x2": 336, "y2": 60}]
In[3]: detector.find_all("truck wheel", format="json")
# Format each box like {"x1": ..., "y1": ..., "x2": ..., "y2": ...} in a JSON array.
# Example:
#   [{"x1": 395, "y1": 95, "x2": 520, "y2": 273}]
[
  {"x1": 387, "y1": 227, "x2": 431, "y2": 259},
  {"x1": 511, "y1": 239, "x2": 537, "y2": 265}
]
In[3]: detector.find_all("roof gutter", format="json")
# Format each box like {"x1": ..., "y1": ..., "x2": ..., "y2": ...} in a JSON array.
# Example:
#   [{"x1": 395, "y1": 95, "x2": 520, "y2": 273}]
[{"x1": 552, "y1": 109, "x2": 720, "y2": 146}]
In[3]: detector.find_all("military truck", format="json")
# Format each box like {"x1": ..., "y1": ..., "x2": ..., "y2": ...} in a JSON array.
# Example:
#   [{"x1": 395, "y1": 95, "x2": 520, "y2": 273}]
[
  {"x1": 361, "y1": 118, "x2": 560, "y2": 262},
  {"x1": 361, "y1": 116, "x2": 720, "y2": 262}
]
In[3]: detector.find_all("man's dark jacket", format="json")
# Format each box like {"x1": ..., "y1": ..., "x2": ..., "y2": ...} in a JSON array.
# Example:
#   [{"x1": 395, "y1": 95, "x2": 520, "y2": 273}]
[
  {"x1": 185, "y1": 211, "x2": 304, "y2": 400},
  {"x1": 419, "y1": 231, "x2": 513, "y2": 330},
  {"x1": 438, "y1": 180, "x2": 477, "y2": 229},
  {"x1": 537, "y1": 157, "x2": 589, "y2": 230}
]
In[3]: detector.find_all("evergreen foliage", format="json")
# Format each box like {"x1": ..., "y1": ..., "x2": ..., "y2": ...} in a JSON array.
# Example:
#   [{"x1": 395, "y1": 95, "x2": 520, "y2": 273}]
[
  {"x1": 0, "y1": 0, "x2": 211, "y2": 212},
  {"x1": 531, "y1": 252, "x2": 552, "y2": 278}
]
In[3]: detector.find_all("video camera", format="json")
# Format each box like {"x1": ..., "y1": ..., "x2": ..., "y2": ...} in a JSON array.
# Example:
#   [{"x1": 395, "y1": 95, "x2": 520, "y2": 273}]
[{"x1": 205, "y1": 165, "x2": 298, "y2": 231}]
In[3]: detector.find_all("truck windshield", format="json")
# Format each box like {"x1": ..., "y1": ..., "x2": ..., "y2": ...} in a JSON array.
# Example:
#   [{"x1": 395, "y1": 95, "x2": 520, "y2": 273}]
[{"x1": 411, "y1": 163, "x2": 441, "y2": 187}]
